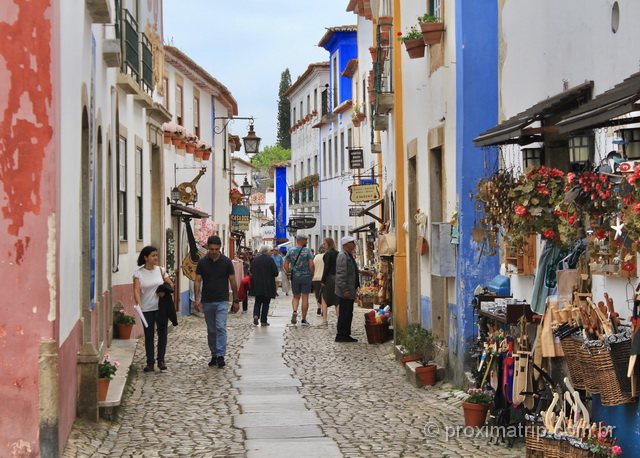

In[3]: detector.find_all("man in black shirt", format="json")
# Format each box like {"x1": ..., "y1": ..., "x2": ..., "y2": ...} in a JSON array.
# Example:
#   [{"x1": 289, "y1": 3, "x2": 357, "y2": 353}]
[{"x1": 194, "y1": 235, "x2": 239, "y2": 368}]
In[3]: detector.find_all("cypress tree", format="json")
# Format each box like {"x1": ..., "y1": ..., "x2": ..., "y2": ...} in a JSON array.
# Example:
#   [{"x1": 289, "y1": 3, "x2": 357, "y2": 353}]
[{"x1": 276, "y1": 69, "x2": 292, "y2": 149}]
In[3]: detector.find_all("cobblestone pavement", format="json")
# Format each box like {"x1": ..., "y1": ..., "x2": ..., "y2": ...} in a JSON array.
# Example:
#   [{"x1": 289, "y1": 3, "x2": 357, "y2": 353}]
[{"x1": 64, "y1": 294, "x2": 525, "y2": 457}]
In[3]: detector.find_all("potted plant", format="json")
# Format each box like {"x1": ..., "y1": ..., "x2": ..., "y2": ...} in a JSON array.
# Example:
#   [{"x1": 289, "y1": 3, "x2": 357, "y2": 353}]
[
  {"x1": 114, "y1": 309, "x2": 135, "y2": 339},
  {"x1": 398, "y1": 324, "x2": 423, "y2": 366},
  {"x1": 171, "y1": 125, "x2": 185, "y2": 147},
  {"x1": 461, "y1": 388, "x2": 493, "y2": 427},
  {"x1": 397, "y1": 26, "x2": 425, "y2": 59},
  {"x1": 229, "y1": 188, "x2": 243, "y2": 205},
  {"x1": 352, "y1": 103, "x2": 366, "y2": 127},
  {"x1": 98, "y1": 355, "x2": 120, "y2": 401},
  {"x1": 418, "y1": 13, "x2": 444, "y2": 45},
  {"x1": 411, "y1": 325, "x2": 437, "y2": 386},
  {"x1": 202, "y1": 145, "x2": 212, "y2": 161},
  {"x1": 162, "y1": 122, "x2": 175, "y2": 144}
]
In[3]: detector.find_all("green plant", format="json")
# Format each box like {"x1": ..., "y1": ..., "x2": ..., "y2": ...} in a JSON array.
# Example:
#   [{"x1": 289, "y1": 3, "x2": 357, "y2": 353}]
[
  {"x1": 418, "y1": 14, "x2": 441, "y2": 23},
  {"x1": 396, "y1": 26, "x2": 422, "y2": 42},
  {"x1": 295, "y1": 173, "x2": 319, "y2": 189},
  {"x1": 402, "y1": 323, "x2": 436, "y2": 366},
  {"x1": 166, "y1": 228, "x2": 175, "y2": 275},
  {"x1": 114, "y1": 309, "x2": 135, "y2": 325},
  {"x1": 98, "y1": 355, "x2": 120, "y2": 381},
  {"x1": 465, "y1": 388, "x2": 493, "y2": 406}
]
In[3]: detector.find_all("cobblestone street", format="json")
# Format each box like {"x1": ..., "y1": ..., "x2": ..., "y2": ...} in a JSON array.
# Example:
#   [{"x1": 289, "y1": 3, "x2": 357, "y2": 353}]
[{"x1": 64, "y1": 294, "x2": 525, "y2": 457}]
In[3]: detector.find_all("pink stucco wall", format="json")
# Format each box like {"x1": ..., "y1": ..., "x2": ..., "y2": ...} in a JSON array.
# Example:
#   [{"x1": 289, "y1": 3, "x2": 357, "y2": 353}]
[{"x1": 0, "y1": 1, "x2": 58, "y2": 456}]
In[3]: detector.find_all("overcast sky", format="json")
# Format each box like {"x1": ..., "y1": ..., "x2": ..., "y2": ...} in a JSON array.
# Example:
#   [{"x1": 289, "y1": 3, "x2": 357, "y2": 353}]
[{"x1": 163, "y1": 0, "x2": 355, "y2": 149}]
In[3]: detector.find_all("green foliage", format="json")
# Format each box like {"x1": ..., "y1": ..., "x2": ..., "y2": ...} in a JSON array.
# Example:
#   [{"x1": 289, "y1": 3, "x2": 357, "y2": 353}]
[
  {"x1": 402, "y1": 323, "x2": 436, "y2": 366},
  {"x1": 397, "y1": 26, "x2": 423, "y2": 42},
  {"x1": 417, "y1": 14, "x2": 441, "y2": 23},
  {"x1": 98, "y1": 355, "x2": 119, "y2": 381},
  {"x1": 250, "y1": 144, "x2": 291, "y2": 171},
  {"x1": 277, "y1": 69, "x2": 292, "y2": 149},
  {"x1": 294, "y1": 173, "x2": 319, "y2": 189},
  {"x1": 166, "y1": 228, "x2": 175, "y2": 275},
  {"x1": 114, "y1": 309, "x2": 135, "y2": 325},
  {"x1": 465, "y1": 388, "x2": 493, "y2": 406}
]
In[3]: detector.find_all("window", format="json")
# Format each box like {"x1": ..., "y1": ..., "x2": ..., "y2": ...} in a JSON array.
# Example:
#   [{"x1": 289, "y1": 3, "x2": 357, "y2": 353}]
[
  {"x1": 176, "y1": 84, "x2": 183, "y2": 125},
  {"x1": 328, "y1": 139, "x2": 332, "y2": 176},
  {"x1": 135, "y1": 146, "x2": 143, "y2": 241},
  {"x1": 307, "y1": 94, "x2": 310, "y2": 114},
  {"x1": 163, "y1": 77, "x2": 169, "y2": 110},
  {"x1": 347, "y1": 128, "x2": 353, "y2": 148},
  {"x1": 314, "y1": 154, "x2": 318, "y2": 175},
  {"x1": 314, "y1": 89, "x2": 318, "y2": 112},
  {"x1": 300, "y1": 101, "x2": 303, "y2": 119},
  {"x1": 323, "y1": 141, "x2": 327, "y2": 177},
  {"x1": 321, "y1": 89, "x2": 329, "y2": 116},
  {"x1": 293, "y1": 107, "x2": 296, "y2": 124},
  {"x1": 334, "y1": 135, "x2": 339, "y2": 176},
  {"x1": 332, "y1": 55, "x2": 338, "y2": 109},
  {"x1": 307, "y1": 158, "x2": 311, "y2": 177},
  {"x1": 430, "y1": 0, "x2": 442, "y2": 17},
  {"x1": 340, "y1": 133, "x2": 345, "y2": 174},
  {"x1": 194, "y1": 96, "x2": 200, "y2": 137},
  {"x1": 294, "y1": 164, "x2": 297, "y2": 183},
  {"x1": 362, "y1": 77, "x2": 367, "y2": 114},
  {"x1": 118, "y1": 136, "x2": 127, "y2": 241}
]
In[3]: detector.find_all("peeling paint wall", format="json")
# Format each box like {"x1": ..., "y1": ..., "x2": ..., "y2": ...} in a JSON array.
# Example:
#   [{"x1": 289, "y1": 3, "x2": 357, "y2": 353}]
[{"x1": 0, "y1": 0, "x2": 57, "y2": 456}]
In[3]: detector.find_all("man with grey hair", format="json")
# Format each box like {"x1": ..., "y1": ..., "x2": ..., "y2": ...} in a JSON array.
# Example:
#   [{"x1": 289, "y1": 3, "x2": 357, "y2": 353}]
[{"x1": 283, "y1": 234, "x2": 314, "y2": 325}]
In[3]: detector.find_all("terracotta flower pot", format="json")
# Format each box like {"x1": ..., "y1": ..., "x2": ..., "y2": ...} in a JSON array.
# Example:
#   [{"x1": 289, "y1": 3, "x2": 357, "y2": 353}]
[
  {"x1": 420, "y1": 22, "x2": 445, "y2": 45},
  {"x1": 378, "y1": 30, "x2": 390, "y2": 43},
  {"x1": 171, "y1": 135, "x2": 182, "y2": 146},
  {"x1": 178, "y1": 139, "x2": 186, "y2": 150},
  {"x1": 416, "y1": 364, "x2": 437, "y2": 386},
  {"x1": 202, "y1": 151, "x2": 211, "y2": 161},
  {"x1": 163, "y1": 131, "x2": 171, "y2": 144},
  {"x1": 400, "y1": 355, "x2": 421, "y2": 367},
  {"x1": 194, "y1": 148, "x2": 204, "y2": 159},
  {"x1": 403, "y1": 38, "x2": 425, "y2": 59},
  {"x1": 185, "y1": 142, "x2": 195, "y2": 154},
  {"x1": 356, "y1": 112, "x2": 366, "y2": 122},
  {"x1": 116, "y1": 324, "x2": 133, "y2": 339},
  {"x1": 379, "y1": 16, "x2": 393, "y2": 33},
  {"x1": 98, "y1": 378, "x2": 110, "y2": 402},
  {"x1": 461, "y1": 401, "x2": 489, "y2": 427},
  {"x1": 352, "y1": 118, "x2": 361, "y2": 127}
]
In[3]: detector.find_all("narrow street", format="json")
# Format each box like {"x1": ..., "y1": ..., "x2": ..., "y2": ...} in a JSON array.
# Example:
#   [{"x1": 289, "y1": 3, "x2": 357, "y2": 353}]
[{"x1": 64, "y1": 295, "x2": 525, "y2": 457}]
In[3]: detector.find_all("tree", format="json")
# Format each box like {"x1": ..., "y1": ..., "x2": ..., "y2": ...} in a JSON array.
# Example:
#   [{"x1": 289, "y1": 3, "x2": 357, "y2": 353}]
[
  {"x1": 277, "y1": 69, "x2": 292, "y2": 149},
  {"x1": 250, "y1": 144, "x2": 291, "y2": 172}
]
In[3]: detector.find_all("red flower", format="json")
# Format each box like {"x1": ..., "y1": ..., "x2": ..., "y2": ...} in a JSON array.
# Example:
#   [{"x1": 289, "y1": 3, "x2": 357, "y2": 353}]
[
  {"x1": 594, "y1": 229, "x2": 608, "y2": 240},
  {"x1": 543, "y1": 229, "x2": 555, "y2": 239},
  {"x1": 567, "y1": 172, "x2": 576, "y2": 184},
  {"x1": 634, "y1": 204, "x2": 640, "y2": 214},
  {"x1": 568, "y1": 216, "x2": 577, "y2": 226},
  {"x1": 515, "y1": 205, "x2": 528, "y2": 216},
  {"x1": 623, "y1": 263, "x2": 636, "y2": 273},
  {"x1": 538, "y1": 187, "x2": 550, "y2": 195}
]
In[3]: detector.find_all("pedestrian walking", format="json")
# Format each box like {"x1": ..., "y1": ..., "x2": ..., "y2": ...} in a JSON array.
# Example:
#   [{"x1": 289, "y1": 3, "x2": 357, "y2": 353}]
[
  {"x1": 133, "y1": 245, "x2": 174, "y2": 372},
  {"x1": 238, "y1": 252, "x2": 250, "y2": 313},
  {"x1": 250, "y1": 245, "x2": 279, "y2": 326},
  {"x1": 283, "y1": 234, "x2": 315, "y2": 326},
  {"x1": 335, "y1": 236, "x2": 372, "y2": 342},
  {"x1": 321, "y1": 237, "x2": 340, "y2": 318},
  {"x1": 279, "y1": 247, "x2": 291, "y2": 296},
  {"x1": 271, "y1": 247, "x2": 284, "y2": 292},
  {"x1": 312, "y1": 246, "x2": 326, "y2": 321},
  {"x1": 194, "y1": 235, "x2": 240, "y2": 368}
]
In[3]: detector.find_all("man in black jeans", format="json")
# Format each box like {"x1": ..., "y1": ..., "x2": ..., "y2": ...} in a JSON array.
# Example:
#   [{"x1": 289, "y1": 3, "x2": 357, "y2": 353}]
[{"x1": 334, "y1": 236, "x2": 372, "y2": 342}]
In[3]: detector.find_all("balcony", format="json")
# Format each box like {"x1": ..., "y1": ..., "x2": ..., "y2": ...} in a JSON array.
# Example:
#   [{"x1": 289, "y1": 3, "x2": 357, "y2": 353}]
[
  {"x1": 115, "y1": 8, "x2": 155, "y2": 101},
  {"x1": 86, "y1": 0, "x2": 111, "y2": 23},
  {"x1": 288, "y1": 174, "x2": 319, "y2": 209}
]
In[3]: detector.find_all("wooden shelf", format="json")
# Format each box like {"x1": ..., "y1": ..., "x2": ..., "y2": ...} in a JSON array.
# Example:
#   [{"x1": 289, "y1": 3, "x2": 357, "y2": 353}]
[
  {"x1": 505, "y1": 234, "x2": 537, "y2": 276},
  {"x1": 590, "y1": 231, "x2": 637, "y2": 278}
]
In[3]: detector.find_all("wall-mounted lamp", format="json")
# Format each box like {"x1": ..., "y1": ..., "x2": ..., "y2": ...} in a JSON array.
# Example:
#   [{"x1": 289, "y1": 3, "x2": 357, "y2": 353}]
[
  {"x1": 240, "y1": 177, "x2": 253, "y2": 197},
  {"x1": 620, "y1": 128, "x2": 640, "y2": 159},
  {"x1": 522, "y1": 147, "x2": 544, "y2": 169},
  {"x1": 568, "y1": 133, "x2": 594, "y2": 170},
  {"x1": 171, "y1": 187, "x2": 180, "y2": 204},
  {"x1": 242, "y1": 123, "x2": 261, "y2": 157}
]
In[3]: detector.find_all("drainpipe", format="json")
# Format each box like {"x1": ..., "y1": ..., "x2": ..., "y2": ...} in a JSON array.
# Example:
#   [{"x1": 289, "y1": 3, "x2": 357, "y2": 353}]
[{"x1": 392, "y1": 0, "x2": 408, "y2": 330}]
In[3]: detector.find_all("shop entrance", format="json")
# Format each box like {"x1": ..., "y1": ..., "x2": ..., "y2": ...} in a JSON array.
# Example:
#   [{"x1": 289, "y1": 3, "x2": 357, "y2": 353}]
[
  {"x1": 407, "y1": 143, "x2": 420, "y2": 323},
  {"x1": 429, "y1": 147, "x2": 448, "y2": 339}
]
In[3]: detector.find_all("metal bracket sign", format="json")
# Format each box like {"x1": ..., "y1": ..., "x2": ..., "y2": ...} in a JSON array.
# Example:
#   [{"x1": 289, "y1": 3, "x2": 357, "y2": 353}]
[
  {"x1": 348, "y1": 184, "x2": 380, "y2": 203},
  {"x1": 230, "y1": 205, "x2": 250, "y2": 231},
  {"x1": 348, "y1": 148, "x2": 364, "y2": 169},
  {"x1": 288, "y1": 216, "x2": 317, "y2": 229},
  {"x1": 349, "y1": 206, "x2": 365, "y2": 217}
]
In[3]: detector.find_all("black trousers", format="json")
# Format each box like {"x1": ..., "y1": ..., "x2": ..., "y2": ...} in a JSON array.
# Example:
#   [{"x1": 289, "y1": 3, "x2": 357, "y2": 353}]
[
  {"x1": 336, "y1": 297, "x2": 355, "y2": 338},
  {"x1": 143, "y1": 310, "x2": 168, "y2": 365},
  {"x1": 253, "y1": 295, "x2": 272, "y2": 323}
]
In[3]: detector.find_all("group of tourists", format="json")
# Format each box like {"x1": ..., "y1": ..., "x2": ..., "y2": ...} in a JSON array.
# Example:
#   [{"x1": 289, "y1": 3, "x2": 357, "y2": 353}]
[{"x1": 132, "y1": 233, "x2": 371, "y2": 372}]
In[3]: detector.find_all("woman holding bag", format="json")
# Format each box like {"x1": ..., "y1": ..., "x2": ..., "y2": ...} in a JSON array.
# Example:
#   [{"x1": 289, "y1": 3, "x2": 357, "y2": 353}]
[{"x1": 133, "y1": 245, "x2": 174, "y2": 372}]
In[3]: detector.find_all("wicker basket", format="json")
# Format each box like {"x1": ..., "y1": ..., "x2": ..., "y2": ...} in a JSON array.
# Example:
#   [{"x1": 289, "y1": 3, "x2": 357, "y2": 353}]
[
  {"x1": 560, "y1": 336, "x2": 586, "y2": 390},
  {"x1": 364, "y1": 322, "x2": 389, "y2": 344},
  {"x1": 542, "y1": 437, "x2": 562, "y2": 458},
  {"x1": 588, "y1": 337, "x2": 635, "y2": 406},
  {"x1": 525, "y1": 421, "x2": 545, "y2": 457},
  {"x1": 575, "y1": 338, "x2": 601, "y2": 394},
  {"x1": 360, "y1": 295, "x2": 375, "y2": 309}
]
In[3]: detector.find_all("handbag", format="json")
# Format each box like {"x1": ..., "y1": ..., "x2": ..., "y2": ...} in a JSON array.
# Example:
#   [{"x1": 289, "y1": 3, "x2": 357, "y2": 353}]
[{"x1": 379, "y1": 233, "x2": 397, "y2": 256}]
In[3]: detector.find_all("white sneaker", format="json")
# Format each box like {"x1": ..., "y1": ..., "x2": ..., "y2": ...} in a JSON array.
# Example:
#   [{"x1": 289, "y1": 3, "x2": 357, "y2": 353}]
[{"x1": 291, "y1": 311, "x2": 298, "y2": 325}]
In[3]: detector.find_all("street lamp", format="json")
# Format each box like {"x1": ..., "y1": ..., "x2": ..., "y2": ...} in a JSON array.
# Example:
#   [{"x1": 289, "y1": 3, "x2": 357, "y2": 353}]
[
  {"x1": 242, "y1": 123, "x2": 261, "y2": 157},
  {"x1": 240, "y1": 177, "x2": 253, "y2": 197},
  {"x1": 171, "y1": 187, "x2": 180, "y2": 204}
]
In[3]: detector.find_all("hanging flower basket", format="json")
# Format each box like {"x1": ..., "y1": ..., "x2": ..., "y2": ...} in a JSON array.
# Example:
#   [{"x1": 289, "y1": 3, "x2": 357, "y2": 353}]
[
  {"x1": 163, "y1": 131, "x2": 172, "y2": 144},
  {"x1": 194, "y1": 148, "x2": 204, "y2": 159},
  {"x1": 185, "y1": 142, "x2": 195, "y2": 154},
  {"x1": 171, "y1": 135, "x2": 182, "y2": 147},
  {"x1": 420, "y1": 21, "x2": 445, "y2": 45},
  {"x1": 203, "y1": 150, "x2": 212, "y2": 161},
  {"x1": 403, "y1": 38, "x2": 425, "y2": 59}
]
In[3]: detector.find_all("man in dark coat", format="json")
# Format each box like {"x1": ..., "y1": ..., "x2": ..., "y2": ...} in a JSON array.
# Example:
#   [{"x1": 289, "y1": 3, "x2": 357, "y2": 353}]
[{"x1": 250, "y1": 245, "x2": 279, "y2": 326}]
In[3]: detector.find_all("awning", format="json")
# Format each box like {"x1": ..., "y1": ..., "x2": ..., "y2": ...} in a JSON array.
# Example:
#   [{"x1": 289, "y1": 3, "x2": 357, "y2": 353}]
[
  {"x1": 170, "y1": 203, "x2": 210, "y2": 219},
  {"x1": 558, "y1": 72, "x2": 640, "y2": 133},
  {"x1": 350, "y1": 222, "x2": 376, "y2": 234},
  {"x1": 356, "y1": 199, "x2": 383, "y2": 223},
  {"x1": 474, "y1": 81, "x2": 593, "y2": 147}
]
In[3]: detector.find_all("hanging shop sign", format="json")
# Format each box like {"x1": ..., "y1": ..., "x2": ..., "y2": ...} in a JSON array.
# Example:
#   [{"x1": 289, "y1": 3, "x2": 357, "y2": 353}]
[
  {"x1": 349, "y1": 206, "x2": 365, "y2": 217},
  {"x1": 261, "y1": 226, "x2": 275, "y2": 240},
  {"x1": 349, "y1": 148, "x2": 364, "y2": 169},
  {"x1": 230, "y1": 205, "x2": 250, "y2": 231},
  {"x1": 288, "y1": 216, "x2": 317, "y2": 229},
  {"x1": 348, "y1": 184, "x2": 380, "y2": 203}
]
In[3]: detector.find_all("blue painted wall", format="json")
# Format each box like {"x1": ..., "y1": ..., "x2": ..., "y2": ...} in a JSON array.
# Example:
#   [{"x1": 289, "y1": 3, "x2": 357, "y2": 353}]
[
  {"x1": 592, "y1": 395, "x2": 639, "y2": 455},
  {"x1": 321, "y1": 31, "x2": 357, "y2": 106},
  {"x1": 275, "y1": 167, "x2": 287, "y2": 240},
  {"x1": 420, "y1": 296, "x2": 431, "y2": 330},
  {"x1": 453, "y1": 0, "x2": 500, "y2": 385}
]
